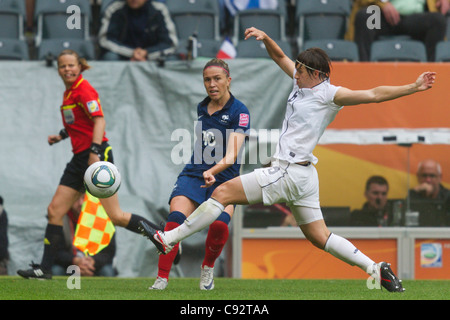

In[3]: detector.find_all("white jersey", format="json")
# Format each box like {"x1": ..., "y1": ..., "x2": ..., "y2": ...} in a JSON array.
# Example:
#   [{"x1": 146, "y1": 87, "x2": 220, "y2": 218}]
[{"x1": 272, "y1": 70, "x2": 343, "y2": 165}]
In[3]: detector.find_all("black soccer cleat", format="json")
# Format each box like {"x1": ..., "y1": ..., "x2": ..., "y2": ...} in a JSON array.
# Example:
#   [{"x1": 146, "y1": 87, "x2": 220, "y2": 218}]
[
  {"x1": 17, "y1": 262, "x2": 52, "y2": 280},
  {"x1": 378, "y1": 262, "x2": 405, "y2": 292}
]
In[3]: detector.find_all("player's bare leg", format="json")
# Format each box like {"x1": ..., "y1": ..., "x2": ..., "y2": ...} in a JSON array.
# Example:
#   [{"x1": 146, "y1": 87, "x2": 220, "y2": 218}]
[
  {"x1": 297, "y1": 211, "x2": 404, "y2": 292},
  {"x1": 99, "y1": 193, "x2": 162, "y2": 234}
]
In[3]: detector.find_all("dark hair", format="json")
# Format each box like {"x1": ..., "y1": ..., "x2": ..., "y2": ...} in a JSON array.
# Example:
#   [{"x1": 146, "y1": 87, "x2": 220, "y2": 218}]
[
  {"x1": 365, "y1": 175, "x2": 389, "y2": 191},
  {"x1": 295, "y1": 47, "x2": 331, "y2": 81}
]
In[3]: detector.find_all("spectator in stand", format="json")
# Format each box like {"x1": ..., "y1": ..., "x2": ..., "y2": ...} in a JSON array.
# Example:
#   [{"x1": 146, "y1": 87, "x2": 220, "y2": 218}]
[
  {"x1": 409, "y1": 159, "x2": 450, "y2": 226},
  {"x1": 25, "y1": 0, "x2": 35, "y2": 33},
  {"x1": 98, "y1": 0, "x2": 178, "y2": 61},
  {"x1": 351, "y1": 176, "x2": 391, "y2": 227},
  {"x1": 346, "y1": 0, "x2": 449, "y2": 61},
  {"x1": 410, "y1": 159, "x2": 450, "y2": 201}
]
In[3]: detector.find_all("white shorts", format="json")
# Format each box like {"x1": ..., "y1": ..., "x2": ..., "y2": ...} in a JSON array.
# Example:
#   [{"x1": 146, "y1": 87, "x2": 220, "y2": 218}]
[{"x1": 241, "y1": 160, "x2": 321, "y2": 208}]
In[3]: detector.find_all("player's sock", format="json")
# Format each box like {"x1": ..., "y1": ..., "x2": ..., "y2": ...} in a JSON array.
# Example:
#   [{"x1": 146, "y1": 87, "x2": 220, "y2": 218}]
[
  {"x1": 40, "y1": 224, "x2": 64, "y2": 272},
  {"x1": 126, "y1": 213, "x2": 162, "y2": 234},
  {"x1": 157, "y1": 211, "x2": 186, "y2": 280},
  {"x1": 324, "y1": 233, "x2": 376, "y2": 274},
  {"x1": 202, "y1": 212, "x2": 230, "y2": 268},
  {"x1": 164, "y1": 198, "x2": 224, "y2": 245}
]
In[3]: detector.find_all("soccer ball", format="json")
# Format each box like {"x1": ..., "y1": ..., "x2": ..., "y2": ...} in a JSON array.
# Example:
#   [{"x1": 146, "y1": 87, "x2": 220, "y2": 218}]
[{"x1": 84, "y1": 161, "x2": 121, "y2": 198}]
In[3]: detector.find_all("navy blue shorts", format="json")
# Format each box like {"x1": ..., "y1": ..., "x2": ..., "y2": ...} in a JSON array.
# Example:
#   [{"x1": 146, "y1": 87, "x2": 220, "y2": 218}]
[
  {"x1": 169, "y1": 174, "x2": 223, "y2": 206},
  {"x1": 59, "y1": 142, "x2": 114, "y2": 192}
]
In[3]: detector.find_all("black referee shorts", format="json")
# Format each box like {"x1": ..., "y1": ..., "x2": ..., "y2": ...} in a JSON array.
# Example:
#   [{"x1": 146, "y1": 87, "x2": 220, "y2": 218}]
[{"x1": 59, "y1": 142, "x2": 114, "y2": 192}]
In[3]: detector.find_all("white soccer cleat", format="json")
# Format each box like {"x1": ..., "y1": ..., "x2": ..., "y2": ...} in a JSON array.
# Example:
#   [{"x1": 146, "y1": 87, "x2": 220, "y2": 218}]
[
  {"x1": 153, "y1": 230, "x2": 174, "y2": 254},
  {"x1": 149, "y1": 276, "x2": 168, "y2": 290},
  {"x1": 200, "y1": 265, "x2": 215, "y2": 290}
]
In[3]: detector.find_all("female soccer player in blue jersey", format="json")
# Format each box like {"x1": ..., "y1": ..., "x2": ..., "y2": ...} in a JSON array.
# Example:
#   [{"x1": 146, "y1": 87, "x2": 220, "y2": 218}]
[{"x1": 147, "y1": 58, "x2": 250, "y2": 290}]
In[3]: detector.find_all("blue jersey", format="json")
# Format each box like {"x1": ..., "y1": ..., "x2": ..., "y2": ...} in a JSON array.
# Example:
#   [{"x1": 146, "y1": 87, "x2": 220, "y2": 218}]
[{"x1": 179, "y1": 93, "x2": 250, "y2": 183}]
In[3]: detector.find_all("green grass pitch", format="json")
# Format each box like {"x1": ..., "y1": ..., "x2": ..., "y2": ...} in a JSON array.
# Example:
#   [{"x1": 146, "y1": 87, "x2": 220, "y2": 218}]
[
  {"x1": 1, "y1": 277, "x2": 448, "y2": 317},
  {"x1": 1, "y1": 276, "x2": 449, "y2": 300}
]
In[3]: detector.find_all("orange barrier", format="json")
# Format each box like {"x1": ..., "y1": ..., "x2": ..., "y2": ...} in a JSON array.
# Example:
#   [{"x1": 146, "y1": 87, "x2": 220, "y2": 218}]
[{"x1": 242, "y1": 238, "x2": 397, "y2": 279}]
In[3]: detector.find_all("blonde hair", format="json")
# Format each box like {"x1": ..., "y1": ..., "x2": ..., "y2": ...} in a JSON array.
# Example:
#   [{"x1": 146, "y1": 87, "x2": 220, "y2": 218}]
[{"x1": 58, "y1": 49, "x2": 91, "y2": 72}]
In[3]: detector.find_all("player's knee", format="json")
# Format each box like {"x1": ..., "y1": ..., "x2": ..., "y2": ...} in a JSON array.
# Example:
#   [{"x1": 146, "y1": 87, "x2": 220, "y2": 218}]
[
  {"x1": 301, "y1": 223, "x2": 330, "y2": 250},
  {"x1": 211, "y1": 184, "x2": 230, "y2": 205},
  {"x1": 308, "y1": 236, "x2": 326, "y2": 250}
]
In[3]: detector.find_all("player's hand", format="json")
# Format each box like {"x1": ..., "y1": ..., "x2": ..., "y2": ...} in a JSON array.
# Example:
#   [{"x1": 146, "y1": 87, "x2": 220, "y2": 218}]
[
  {"x1": 48, "y1": 134, "x2": 62, "y2": 145},
  {"x1": 415, "y1": 72, "x2": 436, "y2": 91},
  {"x1": 201, "y1": 170, "x2": 216, "y2": 188},
  {"x1": 244, "y1": 27, "x2": 267, "y2": 41}
]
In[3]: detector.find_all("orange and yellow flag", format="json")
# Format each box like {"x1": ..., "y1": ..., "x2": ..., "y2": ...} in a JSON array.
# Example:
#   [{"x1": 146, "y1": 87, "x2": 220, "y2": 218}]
[{"x1": 73, "y1": 192, "x2": 115, "y2": 256}]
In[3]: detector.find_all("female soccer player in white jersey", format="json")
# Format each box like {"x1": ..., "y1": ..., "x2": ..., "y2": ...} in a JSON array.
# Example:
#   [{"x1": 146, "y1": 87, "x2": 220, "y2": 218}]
[{"x1": 140, "y1": 27, "x2": 436, "y2": 292}]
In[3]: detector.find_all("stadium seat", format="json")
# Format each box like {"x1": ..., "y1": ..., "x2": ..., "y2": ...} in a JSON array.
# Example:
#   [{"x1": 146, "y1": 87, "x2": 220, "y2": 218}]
[
  {"x1": 196, "y1": 39, "x2": 223, "y2": 58},
  {"x1": 166, "y1": 0, "x2": 220, "y2": 41},
  {"x1": 233, "y1": 6, "x2": 287, "y2": 44},
  {"x1": 435, "y1": 41, "x2": 450, "y2": 62},
  {"x1": 296, "y1": 0, "x2": 351, "y2": 50},
  {"x1": 37, "y1": 39, "x2": 96, "y2": 61},
  {"x1": 176, "y1": 38, "x2": 222, "y2": 59},
  {"x1": 237, "y1": 39, "x2": 293, "y2": 59},
  {"x1": 0, "y1": 0, "x2": 26, "y2": 40},
  {"x1": 0, "y1": 39, "x2": 29, "y2": 60},
  {"x1": 370, "y1": 39, "x2": 427, "y2": 62},
  {"x1": 303, "y1": 39, "x2": 359, "y2": 61},
  {"x1": 34, "y1": 0, "x2": 92, "y2": 47}
]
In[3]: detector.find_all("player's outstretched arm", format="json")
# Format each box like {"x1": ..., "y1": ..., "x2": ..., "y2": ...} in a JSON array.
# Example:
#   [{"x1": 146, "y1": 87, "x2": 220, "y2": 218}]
[
  {"x1": 244, "y1": 27, "x2": 295, "y2": 78},
  {"x1": 334, "y1": 71, "x2": 436, "y2": 106}
]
